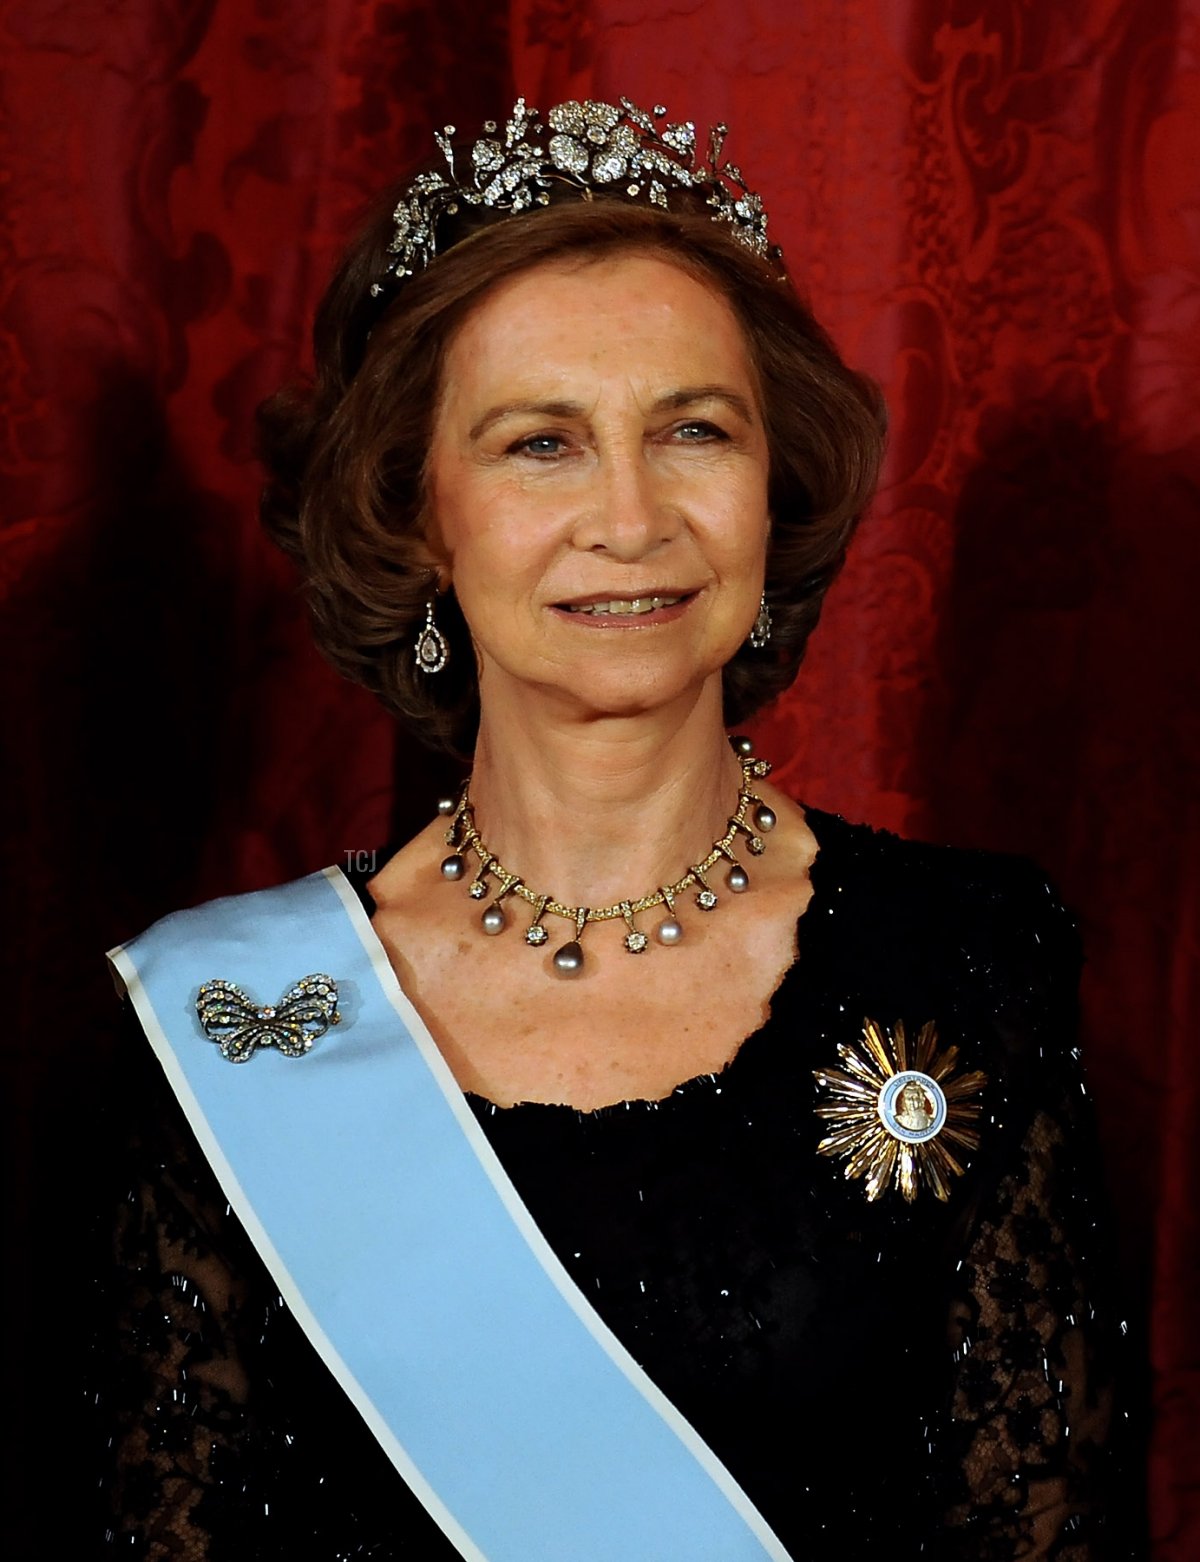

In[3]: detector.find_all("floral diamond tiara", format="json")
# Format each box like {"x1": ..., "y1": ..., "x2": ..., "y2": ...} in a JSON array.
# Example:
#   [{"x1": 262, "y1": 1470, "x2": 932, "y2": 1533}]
[{"x1": 369, "y1": 96, "x2": 777, "y2": 298}]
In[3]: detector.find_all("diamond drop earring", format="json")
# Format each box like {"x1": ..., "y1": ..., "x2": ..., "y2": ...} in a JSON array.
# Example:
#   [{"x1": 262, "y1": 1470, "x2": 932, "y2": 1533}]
[
  {"x1": 749, "y1": 593, "x2": 772, "y2": 650},
  {"x1": 414, "y1": 599, "x2": 449, "y2": 674}
]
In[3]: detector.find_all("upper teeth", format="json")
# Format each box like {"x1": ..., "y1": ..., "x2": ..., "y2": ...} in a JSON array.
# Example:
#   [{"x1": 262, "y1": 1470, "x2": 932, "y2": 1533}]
[{"x1": 569, "y1": 595, "x2": 683, "y2": 616}]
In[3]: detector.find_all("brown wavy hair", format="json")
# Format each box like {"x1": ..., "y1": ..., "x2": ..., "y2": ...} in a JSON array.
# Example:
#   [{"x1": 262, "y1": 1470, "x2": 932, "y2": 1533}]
[{"x1": 258, "y1": 179, "x2": 886, "y2": 755}]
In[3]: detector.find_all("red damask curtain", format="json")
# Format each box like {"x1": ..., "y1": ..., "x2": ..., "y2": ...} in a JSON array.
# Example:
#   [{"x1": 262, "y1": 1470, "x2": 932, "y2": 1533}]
[{"x1": 2, "y1": 1, "x2": 1195, "y2": 1552}]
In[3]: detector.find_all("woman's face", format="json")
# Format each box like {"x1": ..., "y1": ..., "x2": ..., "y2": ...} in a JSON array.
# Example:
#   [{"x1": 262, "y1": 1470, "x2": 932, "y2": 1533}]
[{"x1": 426, "y1": 251, "x2": 771, "y2": 723}]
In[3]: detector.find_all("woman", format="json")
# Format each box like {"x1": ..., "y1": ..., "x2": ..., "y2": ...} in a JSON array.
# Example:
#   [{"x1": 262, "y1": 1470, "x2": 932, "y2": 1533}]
[{"x1": 96, "y1": 99, "x2": 1130, "y2": 1559}]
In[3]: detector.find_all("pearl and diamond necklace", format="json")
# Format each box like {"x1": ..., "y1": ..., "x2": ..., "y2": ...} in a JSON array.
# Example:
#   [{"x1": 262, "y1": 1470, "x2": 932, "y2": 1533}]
[{"x1": 436, "y1": 737, "x2": 776, "y2": 975}]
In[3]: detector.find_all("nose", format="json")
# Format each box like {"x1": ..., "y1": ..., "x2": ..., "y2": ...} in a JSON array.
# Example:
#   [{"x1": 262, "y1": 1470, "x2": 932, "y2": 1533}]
[{"x1": 570, "y1": 447, "x2": 680, "y2": 561}]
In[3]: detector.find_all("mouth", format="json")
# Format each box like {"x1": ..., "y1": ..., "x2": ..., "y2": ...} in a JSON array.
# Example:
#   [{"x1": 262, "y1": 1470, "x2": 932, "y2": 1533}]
[{"x1": 554, "y1": 590, "x2": 697, "y2": 623}]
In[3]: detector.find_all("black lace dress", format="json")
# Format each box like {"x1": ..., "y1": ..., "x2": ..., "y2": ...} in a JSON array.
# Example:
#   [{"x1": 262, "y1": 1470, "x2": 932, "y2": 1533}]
[{"x1": 91, "y1": 809, "x2": 1136, "y2": 1559}]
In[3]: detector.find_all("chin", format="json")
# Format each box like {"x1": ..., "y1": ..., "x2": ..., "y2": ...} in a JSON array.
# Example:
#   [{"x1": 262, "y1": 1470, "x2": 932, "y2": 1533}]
[
  {"x1": 479, "y1": 639, "x2": 737, "y2": 723},
  {"x1": 555, "y1": 662, "x2": 727, "y2": 722}
]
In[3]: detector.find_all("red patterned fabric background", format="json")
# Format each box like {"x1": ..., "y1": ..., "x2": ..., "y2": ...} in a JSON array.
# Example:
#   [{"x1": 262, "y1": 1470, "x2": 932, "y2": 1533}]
[{"x1": 2, "y1": 1, "x2": 1196, "y2": 1551}]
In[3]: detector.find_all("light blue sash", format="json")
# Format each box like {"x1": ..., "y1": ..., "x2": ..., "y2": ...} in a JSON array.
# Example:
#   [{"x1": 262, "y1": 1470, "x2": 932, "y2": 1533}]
[{"x1": 108, "y1": 867, "x2": 793, "y2": 1562}]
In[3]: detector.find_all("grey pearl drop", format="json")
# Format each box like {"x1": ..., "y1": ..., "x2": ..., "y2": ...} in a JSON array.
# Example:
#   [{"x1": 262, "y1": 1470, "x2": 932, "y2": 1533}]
[
  {"x1": 553, "y1": 940, "x2": 585, "y2": 975},
  {"x1": 655, "y1": 917, "x2": 684, "y2": 945},
  {"x1": 441, "y1": 854, "x2": 466, "y2": 881},
  {"x1": 436, "y1": 797, "x2": 457, "y2": 817},
  {"x1": 727, "y1": 864, "x2": 750, "y2": 893},
  {"x1": 481, "y1": 903, "x2": 507, "y2": 935},
  {"x1": 730, "y1": 734, "x2": 754, "y2": 756},
  {"x1": 754, "y1": 804, "x2": 777, "y2": 833}
]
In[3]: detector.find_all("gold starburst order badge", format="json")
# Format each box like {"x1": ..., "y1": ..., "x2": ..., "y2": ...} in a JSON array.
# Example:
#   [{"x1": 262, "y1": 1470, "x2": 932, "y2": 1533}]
[{"x1": 813, "y1": 1019, "x2": 986, "y2": 1202}]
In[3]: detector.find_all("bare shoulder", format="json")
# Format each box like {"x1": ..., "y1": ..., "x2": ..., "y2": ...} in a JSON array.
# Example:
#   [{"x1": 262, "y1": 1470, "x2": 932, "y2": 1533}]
[
  {"x1": 755, "y1": 779, "x2": 820, "y2": 885},
  {"x1": 364, "y1": 817, "x2": 450, "y2": 917}
]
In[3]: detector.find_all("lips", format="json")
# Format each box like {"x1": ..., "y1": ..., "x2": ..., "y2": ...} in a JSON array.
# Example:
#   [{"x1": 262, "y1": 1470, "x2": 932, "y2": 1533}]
[{"x1": 562, "y1": 594, "x2": 686, "y2": 617}]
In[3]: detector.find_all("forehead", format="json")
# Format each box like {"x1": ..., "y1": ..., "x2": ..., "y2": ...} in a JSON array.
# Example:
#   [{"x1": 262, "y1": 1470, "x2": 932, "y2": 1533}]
[{"x1": 438, "y1": 251, "x2": 758, "y2": 407}]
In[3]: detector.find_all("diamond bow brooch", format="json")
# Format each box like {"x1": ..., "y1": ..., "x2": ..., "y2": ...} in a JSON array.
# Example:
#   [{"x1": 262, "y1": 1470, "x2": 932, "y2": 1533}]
[{"x1": 195, "y1": 975, "x2": 340, "y2": 1063}]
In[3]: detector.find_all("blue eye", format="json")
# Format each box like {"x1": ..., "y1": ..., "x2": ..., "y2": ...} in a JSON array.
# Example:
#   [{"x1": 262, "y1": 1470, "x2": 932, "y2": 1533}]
[
  {"x1": 675, "y1": 421, "x2": 724, "y2": 442},
  {"x1": 514, "y1": 434, "x2": 566, "y2": 458}
]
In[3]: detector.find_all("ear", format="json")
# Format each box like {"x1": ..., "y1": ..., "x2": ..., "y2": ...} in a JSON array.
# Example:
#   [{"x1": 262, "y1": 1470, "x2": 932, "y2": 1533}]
[{"x1": 414, "y1": 503, "x2": 453, "y2": 593}]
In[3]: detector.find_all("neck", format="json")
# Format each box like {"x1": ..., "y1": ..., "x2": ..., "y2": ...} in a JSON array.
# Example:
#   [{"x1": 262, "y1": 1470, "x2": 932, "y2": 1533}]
[{"x1": 466, "y1": 685, "x2": 745, "y2": 910}]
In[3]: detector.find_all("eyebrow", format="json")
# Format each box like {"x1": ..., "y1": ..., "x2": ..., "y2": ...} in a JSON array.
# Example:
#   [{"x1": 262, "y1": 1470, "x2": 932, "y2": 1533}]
[
  {"x1": 469, "y1": 400, "x2": 583, "y2": 441},
  {"x1": 467, "y1": 384, "x2": 759, "y2": 442}
]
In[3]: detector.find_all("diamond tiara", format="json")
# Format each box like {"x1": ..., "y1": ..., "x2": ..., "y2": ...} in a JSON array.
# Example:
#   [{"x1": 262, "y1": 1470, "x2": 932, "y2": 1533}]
[{"x1": 369, "y1": 96, "x2": 778, "y2": 298}]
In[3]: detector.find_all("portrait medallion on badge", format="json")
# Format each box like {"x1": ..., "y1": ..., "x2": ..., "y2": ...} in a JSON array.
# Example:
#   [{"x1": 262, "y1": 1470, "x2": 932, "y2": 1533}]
[{"x1": 813, "y1": 1018, "x2": 986, "y2": 1203}]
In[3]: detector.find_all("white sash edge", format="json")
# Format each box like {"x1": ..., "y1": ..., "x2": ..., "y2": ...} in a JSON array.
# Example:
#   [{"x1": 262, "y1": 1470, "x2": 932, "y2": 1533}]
[
  {"x1": 106, "y1": 934, "x2": 488, "y2": 1562},
  {"x1": 324, "y1": 865, "x2": 793, "y2": 1562}
]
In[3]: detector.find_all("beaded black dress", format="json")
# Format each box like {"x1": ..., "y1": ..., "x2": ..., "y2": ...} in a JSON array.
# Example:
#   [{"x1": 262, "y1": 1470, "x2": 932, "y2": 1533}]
[{"x1": 91, "y1": 809, "x2": 1135, "y2": 1560}]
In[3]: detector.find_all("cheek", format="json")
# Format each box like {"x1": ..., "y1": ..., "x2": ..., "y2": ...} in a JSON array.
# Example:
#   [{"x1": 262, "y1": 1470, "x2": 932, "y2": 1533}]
[
  {"x1": 712, "y1": 482, "x2": 771, "y2": 573},
  {"x1": 437, "y1": 502, "x2": 554, "y2": 644},
  {"x1": 429, "y1": 468, "x2": 503, "y2": 571},
  {"x1": 447, "y1": 485, "x2": 568, "y2": 594}
]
